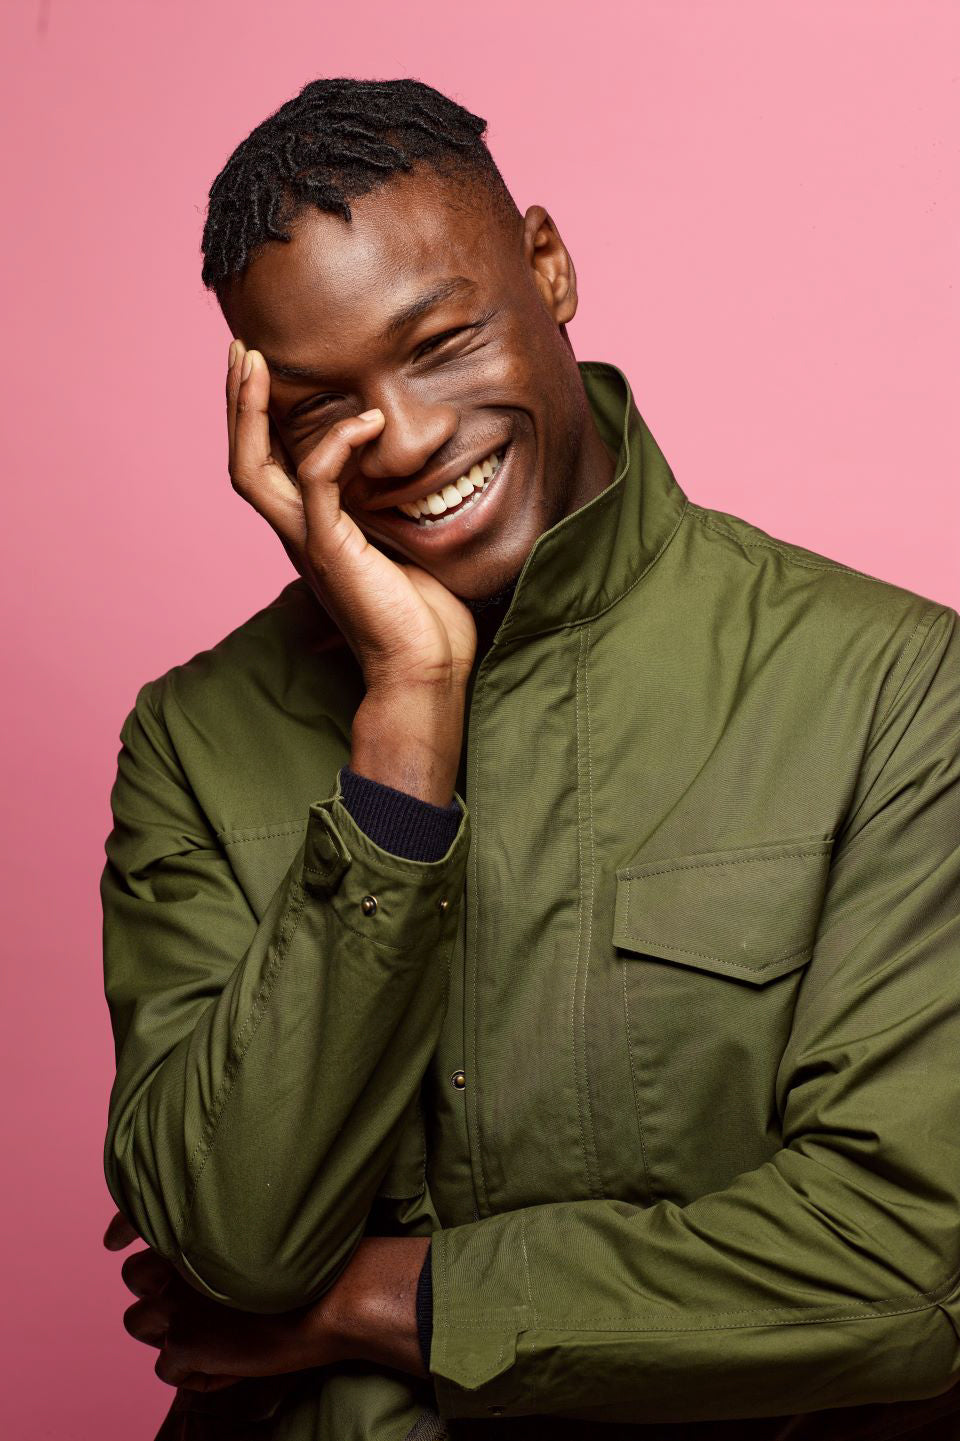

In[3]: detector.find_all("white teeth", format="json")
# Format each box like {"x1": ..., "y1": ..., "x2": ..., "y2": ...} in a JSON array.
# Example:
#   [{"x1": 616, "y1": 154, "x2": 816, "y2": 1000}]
[{"x1": 396, "y1": 449, "x2": 504, "y2": 522}]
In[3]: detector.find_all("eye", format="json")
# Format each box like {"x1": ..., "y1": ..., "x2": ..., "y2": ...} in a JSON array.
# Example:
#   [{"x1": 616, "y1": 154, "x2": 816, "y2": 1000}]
[
  {"x1": 288, "y1": 393, "x2": 342, "y2": 422},
  {"x1": 415, "y1": 326, "x2": 469, "y2": 358}
]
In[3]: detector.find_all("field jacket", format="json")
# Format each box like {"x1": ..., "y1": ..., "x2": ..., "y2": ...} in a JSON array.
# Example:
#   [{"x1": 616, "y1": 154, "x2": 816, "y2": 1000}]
[{"x1": 101, "y1": 362, "x2": 960, "y2": 1440}]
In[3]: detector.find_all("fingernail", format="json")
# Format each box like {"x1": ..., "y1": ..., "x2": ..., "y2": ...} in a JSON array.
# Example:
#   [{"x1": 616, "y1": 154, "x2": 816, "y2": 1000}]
[
  {"x1": 228, "y1": 341, "x2": 238, "y2": 370},
  {"x1": 241, "y1": 350, "x2": 254, "y2": 382},
  {"x1": 358, "y1": 408, "x2": 383, "y2": 422}
]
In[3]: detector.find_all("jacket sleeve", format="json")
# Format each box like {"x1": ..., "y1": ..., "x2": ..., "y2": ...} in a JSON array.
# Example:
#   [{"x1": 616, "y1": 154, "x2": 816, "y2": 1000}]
[
  {"x1": 428, "y1": 603, "x2": 960, "y2": 1425},
  {"x1": 101, "y1": 678, "x2": 470, "y2": 1313}
]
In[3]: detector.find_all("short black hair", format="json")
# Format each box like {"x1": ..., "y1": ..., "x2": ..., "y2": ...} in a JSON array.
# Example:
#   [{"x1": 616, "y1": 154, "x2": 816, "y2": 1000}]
[{"x1": 200, "y1": 77, "x2": 518, "y2": 295}]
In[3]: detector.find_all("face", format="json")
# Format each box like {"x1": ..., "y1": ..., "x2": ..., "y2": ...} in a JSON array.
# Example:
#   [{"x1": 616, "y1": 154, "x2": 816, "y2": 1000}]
[{"x1": 220, "y1": 167, "x2": 613, "y2": 602}]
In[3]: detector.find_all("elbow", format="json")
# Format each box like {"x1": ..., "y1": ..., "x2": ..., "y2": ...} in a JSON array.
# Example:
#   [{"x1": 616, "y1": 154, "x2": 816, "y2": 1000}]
[{"x1": 177, "y1": 1231, "x2": 357, "y2": 1314}]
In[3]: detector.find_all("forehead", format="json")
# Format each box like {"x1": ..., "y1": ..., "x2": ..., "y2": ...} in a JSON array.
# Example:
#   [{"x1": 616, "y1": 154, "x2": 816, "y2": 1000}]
[{"x1": 225, "y1": 169, "x2": 511, "y2": 356}]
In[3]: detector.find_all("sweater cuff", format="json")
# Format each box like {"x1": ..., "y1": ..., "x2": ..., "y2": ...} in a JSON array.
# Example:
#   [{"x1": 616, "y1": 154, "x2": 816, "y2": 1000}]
[
  {"x1": 415, "y1": 1243, "x2": 434, "y2": 1372},
  {"x1": 337, "y1": 766, "x2": 463, "y2": 863}
]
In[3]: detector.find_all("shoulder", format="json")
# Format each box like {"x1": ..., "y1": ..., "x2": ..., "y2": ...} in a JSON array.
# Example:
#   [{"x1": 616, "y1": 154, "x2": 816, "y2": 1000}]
[
  {"x1": 120, "y1": 581, "x2": 359, "y2": 810},
  {"x1": 682, "y1": 499, "x2": 956, "y2": 663}
]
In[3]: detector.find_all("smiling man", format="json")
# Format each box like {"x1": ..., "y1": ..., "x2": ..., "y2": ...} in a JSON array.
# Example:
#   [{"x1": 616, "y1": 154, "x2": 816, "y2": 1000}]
[{"x1": 101, "y1": 78, "x2": 960, "y2": 1441}]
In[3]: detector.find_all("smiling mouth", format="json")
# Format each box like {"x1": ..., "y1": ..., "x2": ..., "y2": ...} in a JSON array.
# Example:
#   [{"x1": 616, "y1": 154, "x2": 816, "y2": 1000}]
[{"x1": 393, "y1": 446, "x2": 506, "y2": 526}]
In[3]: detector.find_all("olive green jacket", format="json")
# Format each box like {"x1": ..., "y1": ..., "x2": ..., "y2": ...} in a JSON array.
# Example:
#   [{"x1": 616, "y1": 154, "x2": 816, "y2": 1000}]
[{"x1": 102, "y1": 364, "x2": 960, "y2": 1440}]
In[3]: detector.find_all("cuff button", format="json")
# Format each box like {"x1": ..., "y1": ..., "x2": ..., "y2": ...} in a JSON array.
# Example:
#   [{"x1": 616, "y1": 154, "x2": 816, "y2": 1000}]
[{"x1": 361, "y1": 895, "x2": 378, "y2": 916}]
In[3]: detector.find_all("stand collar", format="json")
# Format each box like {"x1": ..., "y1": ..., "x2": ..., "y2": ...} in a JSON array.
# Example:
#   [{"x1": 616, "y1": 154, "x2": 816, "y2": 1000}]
[{"x1": 491, "y1": 361, "x2": 689, "y2": 647}]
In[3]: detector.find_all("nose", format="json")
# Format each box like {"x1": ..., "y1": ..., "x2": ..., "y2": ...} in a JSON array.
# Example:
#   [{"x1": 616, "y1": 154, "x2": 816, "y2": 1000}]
[{"x1": 360, "y1": 381, "x2": 459, "y2": 482}]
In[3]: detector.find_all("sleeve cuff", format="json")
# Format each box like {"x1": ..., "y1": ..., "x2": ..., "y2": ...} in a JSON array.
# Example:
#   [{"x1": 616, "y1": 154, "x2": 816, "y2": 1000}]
[{"x1": 338, "y1": 766, "x2": 463, "y2": 863}]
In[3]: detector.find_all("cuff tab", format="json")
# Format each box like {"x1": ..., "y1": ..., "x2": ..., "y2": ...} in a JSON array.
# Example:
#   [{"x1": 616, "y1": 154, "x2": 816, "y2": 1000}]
[
  {"x1": 302, "y1": 806, "x2": 353, "y2": 891},
  {"x1": 431, "y1": 1318, "x2": 523, "y2": 1391}
]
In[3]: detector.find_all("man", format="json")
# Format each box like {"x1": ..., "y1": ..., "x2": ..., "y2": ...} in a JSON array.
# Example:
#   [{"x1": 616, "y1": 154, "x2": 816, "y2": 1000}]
[{"x1": 101, "y1": 76, "x2": 960, "y2": 1440}]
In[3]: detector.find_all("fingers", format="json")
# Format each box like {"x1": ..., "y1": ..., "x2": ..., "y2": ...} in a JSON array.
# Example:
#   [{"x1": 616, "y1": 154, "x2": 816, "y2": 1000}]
[
  {"x1": 227, "y1": 345, "x2": 303, "y2": 544},
  {"x1": 103, "y1": 1210, "x2": 138, "y2": 1251},
  {"x1": 121, "y1": 1246, "x2": 175, "y2": 1298},
  {"x1": 124, "y1": 1294, "x2": 171, "y2": 1347},
  {"x1": 296, "y1": 407, "x2": 385, "y2": 543}
]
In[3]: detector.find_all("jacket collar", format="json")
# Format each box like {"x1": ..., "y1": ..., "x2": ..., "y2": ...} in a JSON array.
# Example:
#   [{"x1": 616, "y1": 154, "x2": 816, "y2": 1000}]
[{"x1": 492, "y1": 361, "x2": 689, "y2": 646}]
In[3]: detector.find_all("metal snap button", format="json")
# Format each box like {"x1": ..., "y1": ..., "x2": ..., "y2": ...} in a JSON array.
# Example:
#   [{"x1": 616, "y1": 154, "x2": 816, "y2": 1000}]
[
  {"x1": 438, "y1": 897, "x2": 449, "y2": 913},
  {"x1": 451, "y1": 1069, "x2": 466, "y2": 1090},
  {"x1": 361, "y1": 895, "x2": 378, "y2": 916}
]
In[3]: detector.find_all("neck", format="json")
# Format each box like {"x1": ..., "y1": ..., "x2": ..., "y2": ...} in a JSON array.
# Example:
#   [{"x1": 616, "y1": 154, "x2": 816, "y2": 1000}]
[{"x1": 464, "y1": 580, "x2": 519, "y2": 662}]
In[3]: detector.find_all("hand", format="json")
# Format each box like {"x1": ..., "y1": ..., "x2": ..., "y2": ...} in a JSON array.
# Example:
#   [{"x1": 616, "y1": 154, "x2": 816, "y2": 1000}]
[
  {"x1": 104, "y1": 1210, "x2": 335, "y2": 1392},
  {"x1": 226, "y1": 341, "x2": 477, "y2": 698}
]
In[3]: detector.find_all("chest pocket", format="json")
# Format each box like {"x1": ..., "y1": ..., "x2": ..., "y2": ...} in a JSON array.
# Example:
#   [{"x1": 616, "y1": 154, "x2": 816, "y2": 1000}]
[
  {"x1": 612, "y1": 836, "x2": 833, "y2": 1202},
  {"x1": 614, "y1": 836, "x2": 833, "y2": 984}
]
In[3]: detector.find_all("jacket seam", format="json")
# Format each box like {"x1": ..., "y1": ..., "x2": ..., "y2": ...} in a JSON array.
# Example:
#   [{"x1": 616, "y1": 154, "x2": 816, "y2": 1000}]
[
  {"x1": 690, "y1": 508, "x2": 868, "y2": 578},
  {"x1": 621, "y1": 963, "x2": 654, "y2": 1199},
  {"x1": 872, "y1": 606, "x2": 947, "y2": 732},
  {"x1": 572, "y1": 625, "x2": 603, "y2": 1201},
  {"x1": 468, "y1": 672, "x2": 490, "y2": 1216},
  {"x1": 620, "y1": 845, "x2": 830, "y2": 881},
  {"x1": 619, "y1": 932, "x2": 812, "y2": 972},
  {"x1": 496, "y1": 495, "x2": 690, "y2": 647},
  {"x1": 220, "y1": 824, "x2": 307, "y2": 844},
  {"x1": 440, "y1": 1289, "x2": 952, "y2": 1335}
]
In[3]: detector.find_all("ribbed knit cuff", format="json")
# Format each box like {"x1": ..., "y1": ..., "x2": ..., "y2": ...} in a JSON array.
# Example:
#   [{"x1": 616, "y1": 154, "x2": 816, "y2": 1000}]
[
  {"x1": 415, "y1": 1243, "x2": 434, "y2": 1372},
  {"x1": 338, "y1": 766, "x2": 462, "y2": 863}
]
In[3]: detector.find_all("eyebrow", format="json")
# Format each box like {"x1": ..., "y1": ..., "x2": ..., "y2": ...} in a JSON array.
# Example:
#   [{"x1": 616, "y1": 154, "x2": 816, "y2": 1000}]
[
  {"x1": 381, "y1": 276, "x2": 476, "y2": 339},
  {"x1": 262, "y1": 276, "x2": 477, "y2": 384}
]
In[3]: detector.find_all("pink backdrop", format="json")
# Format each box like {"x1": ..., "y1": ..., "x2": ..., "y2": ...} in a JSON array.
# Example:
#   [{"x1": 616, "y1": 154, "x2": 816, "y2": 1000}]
[{"x1": 3, "y1": 1, "x2": 957, "y2": 1434}]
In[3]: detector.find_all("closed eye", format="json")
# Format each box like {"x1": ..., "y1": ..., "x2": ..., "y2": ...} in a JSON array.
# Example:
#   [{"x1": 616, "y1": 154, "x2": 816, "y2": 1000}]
[
  {"x1": 415, "y1": 326, "x2": 470, "y2": 357},
  {"x1": 287, "y1": 393, "x2": 341, "y2": 422},
  {"x1": 414, "y1": 310, "x2": 497, "y2": 360}
]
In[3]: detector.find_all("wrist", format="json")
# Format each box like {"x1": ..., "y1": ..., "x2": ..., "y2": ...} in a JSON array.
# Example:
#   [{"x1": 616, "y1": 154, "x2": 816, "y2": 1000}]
[
  {"x1": 353, "y1": 684, "x2": 466, "y2": 806},
  {"x1": 319, "y1": 1236, "x2": 431, "y2": 1378}
]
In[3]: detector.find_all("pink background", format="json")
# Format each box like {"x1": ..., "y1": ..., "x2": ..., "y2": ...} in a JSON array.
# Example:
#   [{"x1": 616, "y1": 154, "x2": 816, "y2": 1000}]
[{"x1": 2, "y1": 1, "x2": 957, "y2": 1434}]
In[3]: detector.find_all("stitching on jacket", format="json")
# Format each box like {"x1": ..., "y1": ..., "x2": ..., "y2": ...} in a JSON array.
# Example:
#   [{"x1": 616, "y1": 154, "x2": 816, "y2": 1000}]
[
  {"x1": 620, "y1": 928, "x2": 813, "y2": 972},
  {"x1": 438, "y1": 1256, "x2": 960, "y2": 1333},
  {"x1": 520, "y1": 1218, "x2": 539, "y2": 1408},
  {"x1": 219, "y1": 824, "x2": 306, "y2": 845},
  {"x1": 445, "y1": 1290, "x2": 953, "y2": 1336},
  {"x1": 872, "y1": 607, "x2": 946, "y2": 732},
  {"x1": 572, "y1": 625, "x2": 603, "y2": 1201},
  {"x1": 621, "y1": 845, "x2": 830, "y2": 882},
  {"x1": 179, "y1": 881, "x2": 308, "y2": 1232},
  {"x1": 495, "y1": 481, "x2": 688, "y2": 643},
  {"x1": 469, "y1": 674, "x2": 489, "y2": 1214},
  {"x1": 691, "y1": 508, "x2": 865, "y2": 578},
  {"x1": 621, "y1": 964, "x2": 654, "y2": 1197}
]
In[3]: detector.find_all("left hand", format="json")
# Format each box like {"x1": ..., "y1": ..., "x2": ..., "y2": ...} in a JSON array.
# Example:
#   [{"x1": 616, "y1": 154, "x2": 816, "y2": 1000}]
[{"x1": 104, "y1": 1211, "x2": 335, "y2": 1391}]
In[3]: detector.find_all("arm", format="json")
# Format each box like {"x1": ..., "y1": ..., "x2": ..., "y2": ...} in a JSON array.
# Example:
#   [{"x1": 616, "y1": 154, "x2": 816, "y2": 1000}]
[
  {"x1": 102, "y1": 683, "x2": 469, "y2": 1313},
  {"x1": 415, "y1": 605, "x2": 960, "y2": 1424}
]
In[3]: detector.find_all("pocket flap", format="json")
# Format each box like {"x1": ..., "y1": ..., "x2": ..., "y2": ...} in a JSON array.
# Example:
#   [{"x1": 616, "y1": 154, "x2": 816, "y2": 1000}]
[{"x1": 613, "y1": 837, "x2": 833, "y2": 985}]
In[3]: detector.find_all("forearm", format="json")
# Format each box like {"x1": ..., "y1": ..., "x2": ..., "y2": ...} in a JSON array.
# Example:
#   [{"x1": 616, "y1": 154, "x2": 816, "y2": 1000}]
[{"x1": 106, "y1": 779, "x2": 467, "y2": 1312}]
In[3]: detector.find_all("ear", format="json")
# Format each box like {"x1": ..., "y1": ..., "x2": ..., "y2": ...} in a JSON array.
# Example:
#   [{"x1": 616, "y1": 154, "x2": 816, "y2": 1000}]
[{"x1": 523, "y1": 206, "x2": 578, "y2": 325}]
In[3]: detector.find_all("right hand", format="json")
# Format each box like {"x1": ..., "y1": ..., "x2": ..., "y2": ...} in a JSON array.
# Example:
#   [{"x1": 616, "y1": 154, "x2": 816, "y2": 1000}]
[{"x1": 226, "y1": 340, "x2": 477, "y2": 699}]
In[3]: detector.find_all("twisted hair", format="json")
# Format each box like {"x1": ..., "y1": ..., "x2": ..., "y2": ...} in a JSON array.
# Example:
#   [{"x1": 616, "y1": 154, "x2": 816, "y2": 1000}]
[{"x1": 201, "y1": 77, "x2": 517, "y2": 294}]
